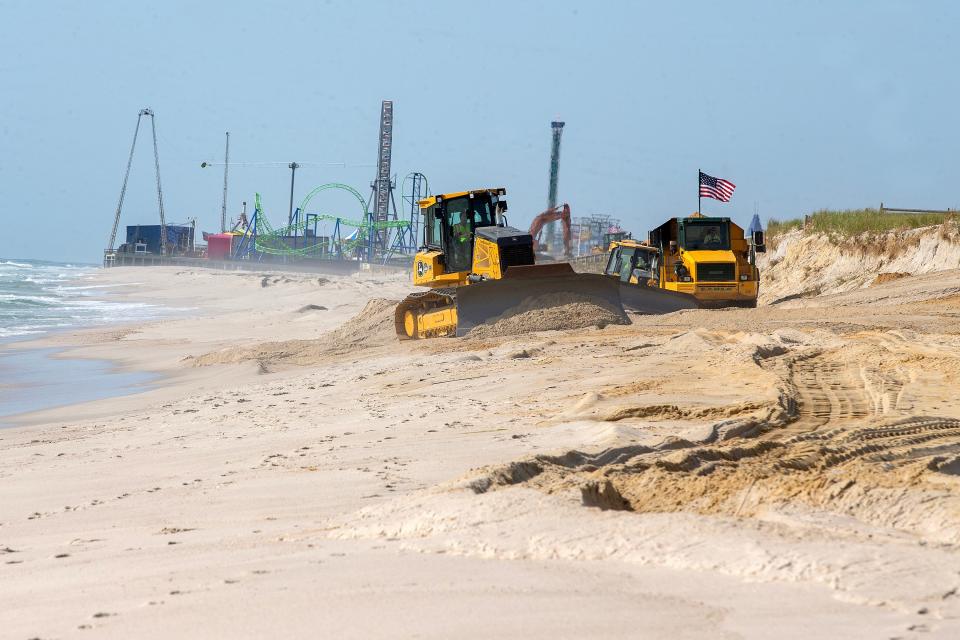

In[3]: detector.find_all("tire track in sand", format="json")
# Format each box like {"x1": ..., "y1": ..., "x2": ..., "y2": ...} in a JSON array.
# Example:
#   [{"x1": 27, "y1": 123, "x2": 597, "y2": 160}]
[{"x1": 470, "y1": 335, "x2": 960, "y2": 540}]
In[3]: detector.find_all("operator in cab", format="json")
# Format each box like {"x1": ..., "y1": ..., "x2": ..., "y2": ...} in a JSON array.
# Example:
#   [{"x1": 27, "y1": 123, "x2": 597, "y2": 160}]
[
  {"x1": 452, "y1": 216, "x2": 471, "y2": 245},
  {"x1": 704, "y1": 226, "x2": 722, "y2": 246}
]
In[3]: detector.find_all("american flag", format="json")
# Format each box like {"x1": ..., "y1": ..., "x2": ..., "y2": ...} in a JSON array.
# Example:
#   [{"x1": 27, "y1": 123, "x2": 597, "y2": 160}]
[{"x1": 699, "y1": 171, "x2": 736, "y2": 202}]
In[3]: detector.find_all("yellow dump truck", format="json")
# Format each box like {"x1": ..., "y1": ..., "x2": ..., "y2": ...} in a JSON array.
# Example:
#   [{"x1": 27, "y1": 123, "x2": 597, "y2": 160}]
[{"x1": 606, "y1": 214, "x2": 763, "y2": 308}]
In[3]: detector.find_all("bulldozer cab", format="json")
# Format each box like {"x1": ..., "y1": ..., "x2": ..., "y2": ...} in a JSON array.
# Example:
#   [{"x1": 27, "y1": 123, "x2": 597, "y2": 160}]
[
  {"x1": 422, "y1": 189, "x2": 504, "y2": 274},
  {"x1": 605, "y1": 242, "x2": 659, "y2": 284}
]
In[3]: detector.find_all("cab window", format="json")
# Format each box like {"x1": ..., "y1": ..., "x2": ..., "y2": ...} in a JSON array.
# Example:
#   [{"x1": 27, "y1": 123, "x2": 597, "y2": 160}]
[
  {"x1": 444, "y1": 197, "x2": 473, "y2": 272},
  {"x1": 604, "y1": 247, "x2": 621, "y2": 276},
  {"x1": 605, "y1": 246, "x2": 637, "y2": 277},
  {"x1": 635, "y1": 250, "x2": 651, "y2": 270},
  {"x1": 424, "y1": 205, "x2": 443, "y2": 248},
  {"x1": 617, "y1": 247, "x2": 636, "y2": 280},
  {"x1": 469, "y1": 196, "x2": 496, "y2": 228},
  {"x1": 683, "y1": 221, "x2": 730, "y2": 250}
]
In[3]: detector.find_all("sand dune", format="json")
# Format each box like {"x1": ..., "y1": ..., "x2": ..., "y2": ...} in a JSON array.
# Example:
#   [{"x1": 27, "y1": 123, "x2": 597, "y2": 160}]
[{"x1": 758, "y1": 224, "x2": 960, "y2": 303}]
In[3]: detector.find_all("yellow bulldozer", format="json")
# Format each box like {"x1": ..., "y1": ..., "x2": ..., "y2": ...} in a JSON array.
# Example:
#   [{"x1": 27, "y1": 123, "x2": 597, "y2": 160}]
[
  {"x1": 395, "y1": 187, "x2": 624, "y2": 339},
  {"x1": 605, "y1": 213, "x2": 763, "y2": 309}
]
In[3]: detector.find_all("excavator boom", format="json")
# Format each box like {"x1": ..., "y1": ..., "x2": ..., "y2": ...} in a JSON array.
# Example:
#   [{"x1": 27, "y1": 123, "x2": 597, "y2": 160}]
[{"x1": 528, "y1": 203, "x2": 572, "y2": 256}]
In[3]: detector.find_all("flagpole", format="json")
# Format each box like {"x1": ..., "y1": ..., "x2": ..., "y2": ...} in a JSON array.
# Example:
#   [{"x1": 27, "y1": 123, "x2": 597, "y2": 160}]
[{"x1": 697, "y1": 169, "x2": 701, "y2": 215}]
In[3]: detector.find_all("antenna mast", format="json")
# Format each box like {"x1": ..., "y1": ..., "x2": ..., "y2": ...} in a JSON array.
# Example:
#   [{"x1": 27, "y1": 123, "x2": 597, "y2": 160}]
[{"x1": 221, "y1": 132, "x2": 230, "y2": 233}]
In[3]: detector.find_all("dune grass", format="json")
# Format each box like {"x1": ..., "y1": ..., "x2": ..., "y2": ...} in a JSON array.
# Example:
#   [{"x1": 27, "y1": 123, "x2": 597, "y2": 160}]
[
  {"x1": 767, "y1": 208, "x2": 957, "y2": 238},
  {"x1": 766, "y1": 217, "x2": 804, "y2": 237}
]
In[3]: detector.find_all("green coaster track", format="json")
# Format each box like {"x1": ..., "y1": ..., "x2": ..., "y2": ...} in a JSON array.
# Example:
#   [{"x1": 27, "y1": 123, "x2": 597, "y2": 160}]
[{"x1": 238, "y1": 183, "x2": 411, "y2": 259}]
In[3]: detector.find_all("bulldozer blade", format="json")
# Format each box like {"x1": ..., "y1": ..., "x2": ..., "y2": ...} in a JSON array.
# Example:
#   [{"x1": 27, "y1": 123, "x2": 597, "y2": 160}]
[
  {"x1": 616, "y1": 282, "x2": 701, "y2": 314},
  {"x1": 455, "y1": 264, "x2": 627, "y2": 337}
]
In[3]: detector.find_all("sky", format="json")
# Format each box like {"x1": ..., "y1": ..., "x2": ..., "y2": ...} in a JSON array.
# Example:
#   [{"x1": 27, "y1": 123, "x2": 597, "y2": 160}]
[{"x1": 1, "y1": 0, "x2": 957, "y2": 263}]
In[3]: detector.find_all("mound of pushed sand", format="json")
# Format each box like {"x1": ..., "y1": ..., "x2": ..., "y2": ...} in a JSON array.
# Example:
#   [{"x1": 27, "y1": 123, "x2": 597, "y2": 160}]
[
  {"x1": 465, "y1": 292, "x2": 629, "y2": 339},
  {"x1": 190, "y1": 298, "x2": 398, "y2": 367},
  {"x1": 323, "y1": 298, "x2": 398, "y2": 346}
]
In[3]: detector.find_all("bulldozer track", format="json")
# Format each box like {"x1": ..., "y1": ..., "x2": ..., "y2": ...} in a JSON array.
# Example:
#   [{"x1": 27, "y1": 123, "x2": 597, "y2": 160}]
[{"x1": 394, "y1": 289, "x2": 456, "y2": 340}]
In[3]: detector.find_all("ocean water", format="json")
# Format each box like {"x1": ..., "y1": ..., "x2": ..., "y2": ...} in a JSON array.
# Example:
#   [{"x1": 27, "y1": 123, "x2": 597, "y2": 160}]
[
  {"x1": 0, "y1": 258, "x2": 162, "y2": 422},
  {"x1": 0, "y1": 258, "x2": 157, "y2": 338}
]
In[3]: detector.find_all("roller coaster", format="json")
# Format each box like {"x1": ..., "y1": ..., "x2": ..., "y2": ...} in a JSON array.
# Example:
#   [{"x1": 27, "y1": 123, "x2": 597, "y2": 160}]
[
  {"x1": 107, "y1": 101, "x2": 430, "y2": 266},
  {"x1": 233, "y1": 174, "x2": 429, "y2": 263}
]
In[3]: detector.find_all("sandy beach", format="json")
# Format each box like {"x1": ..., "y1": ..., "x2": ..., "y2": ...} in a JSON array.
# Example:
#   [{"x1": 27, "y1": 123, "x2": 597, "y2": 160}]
[{"x1": 3, "y1": 265, "x2": 960, "y2": 638}]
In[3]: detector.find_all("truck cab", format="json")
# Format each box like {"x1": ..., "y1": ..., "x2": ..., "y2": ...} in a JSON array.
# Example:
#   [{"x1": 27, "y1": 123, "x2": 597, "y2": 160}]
[{"x1": 648, "y1": 214, "x2": 759, "y2": 308}]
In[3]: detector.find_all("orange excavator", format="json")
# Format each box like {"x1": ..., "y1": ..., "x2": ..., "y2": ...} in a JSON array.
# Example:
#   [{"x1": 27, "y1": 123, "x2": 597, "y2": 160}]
[{"x1": 528, "y1": 203, "x2": 572, "y2": 257}]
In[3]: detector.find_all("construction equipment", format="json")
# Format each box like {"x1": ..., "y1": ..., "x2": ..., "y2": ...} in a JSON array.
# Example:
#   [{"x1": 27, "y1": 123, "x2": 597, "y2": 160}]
[
  {"x1": 608, "y1": 213, "x2": 762, "y2": 309},
  {"x1": 602, "y1": 239, "x2": 701, "y2": 313},
  {"x1": 395, "y1": 188, "x2": 623, "y2": 339},
  {"x1": 528, "y1": 203, "x2": 572, "y2": 257}
]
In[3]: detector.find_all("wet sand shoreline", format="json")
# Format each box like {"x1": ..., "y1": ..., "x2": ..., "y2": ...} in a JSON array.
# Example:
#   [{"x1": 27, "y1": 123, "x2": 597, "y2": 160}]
[{"x1": 0, "y1": 344, "x2": 158, "y2": 425}]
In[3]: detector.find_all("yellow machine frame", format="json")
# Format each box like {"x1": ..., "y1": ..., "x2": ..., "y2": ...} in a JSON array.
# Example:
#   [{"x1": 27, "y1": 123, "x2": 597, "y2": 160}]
[
  {"x1": 402, "y1": 188, "x2": 513, "y2": 339},
  {"x1": 608, "y1": 215, "x2": 759, "y2": 308},
  {"x1": 411, "y1": 188, "x2": 509, "y2": 289}
]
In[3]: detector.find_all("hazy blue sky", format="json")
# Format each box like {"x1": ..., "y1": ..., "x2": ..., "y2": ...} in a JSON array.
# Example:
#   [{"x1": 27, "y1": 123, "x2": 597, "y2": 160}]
[{"x1": 1, "y1": 0, "x2": 957, "y2": 262}]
